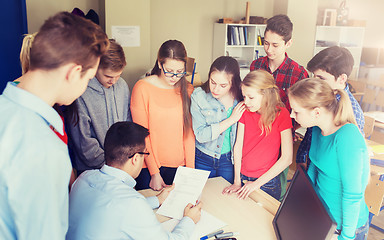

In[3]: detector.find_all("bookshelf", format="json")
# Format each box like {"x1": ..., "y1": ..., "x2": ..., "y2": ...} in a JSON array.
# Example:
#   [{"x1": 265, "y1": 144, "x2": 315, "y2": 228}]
[
  {"x1": 314, "y1": 26, "x2": 365, "y2": 79},
  {"x1": 213, "y1": 23, "x2": 267, "y2": 79}
]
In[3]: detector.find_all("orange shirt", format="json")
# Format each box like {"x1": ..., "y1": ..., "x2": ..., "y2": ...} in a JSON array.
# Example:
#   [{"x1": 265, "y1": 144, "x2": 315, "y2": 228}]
[{"x1": 131, "y1": 80, "x2": 195, "y2": 175}]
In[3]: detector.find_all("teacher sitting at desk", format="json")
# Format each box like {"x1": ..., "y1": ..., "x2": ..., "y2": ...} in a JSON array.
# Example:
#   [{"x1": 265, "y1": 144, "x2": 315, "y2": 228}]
[
  {"x1": 288, "y1": 78, "x2": 369, "y2": 240},
  {"x1": 131, "y1": 40, "x2": 195, "y2": 191},
  {"x1": 67, "y1": 121, "x2": 202, "y2": 239}
]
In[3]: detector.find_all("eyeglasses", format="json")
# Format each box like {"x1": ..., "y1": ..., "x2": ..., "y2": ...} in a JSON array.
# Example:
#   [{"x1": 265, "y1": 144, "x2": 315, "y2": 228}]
[
  {"x1": 161, "y1": 63, "x2": 186, "y2": 78},
  {"x1": 129, "y1": 151, "x2": 150, "y2": 159}
]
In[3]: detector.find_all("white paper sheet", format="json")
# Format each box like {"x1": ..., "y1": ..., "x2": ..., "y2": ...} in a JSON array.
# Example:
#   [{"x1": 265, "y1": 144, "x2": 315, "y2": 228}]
[
  {"x1": 161, "y1": 210, "x2": 227, "y2": 240},
  {"x1": 156, "y1": 167, "x2": 210, "y2": 220},
  {"x1": 111, "y1": 26, "x2": 140, "y2": 47}
]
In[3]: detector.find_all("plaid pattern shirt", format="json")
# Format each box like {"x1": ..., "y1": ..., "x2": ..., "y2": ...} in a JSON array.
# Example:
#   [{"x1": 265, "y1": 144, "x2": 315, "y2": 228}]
[
  {"x1": 250, "y1": 53, "x2": 309, "y2": 112},
  {"x1": 296, "y1": 84, "x2": 365, "y2": 163}
]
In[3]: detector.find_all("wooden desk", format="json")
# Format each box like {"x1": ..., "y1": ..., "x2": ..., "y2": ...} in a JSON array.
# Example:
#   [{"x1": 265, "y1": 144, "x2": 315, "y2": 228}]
[
  {"x1": 364, "y1": 111, "x2": 384, "y2": 130},
  {"x1": 365, "y1": 139, "x2": 384, "y2": 215},
  {"x1": 139, "y1": 177, "x2": 280, "y2": 240},
  {"x1": 366, "y1": 139, "x2": 384, "y2": 175}
]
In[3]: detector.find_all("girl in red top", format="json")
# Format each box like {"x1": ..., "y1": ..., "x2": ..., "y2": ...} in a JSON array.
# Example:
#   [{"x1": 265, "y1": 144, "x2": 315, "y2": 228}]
[{"x1": 223, "y1": 70, "x2": 293, "y2": 200}]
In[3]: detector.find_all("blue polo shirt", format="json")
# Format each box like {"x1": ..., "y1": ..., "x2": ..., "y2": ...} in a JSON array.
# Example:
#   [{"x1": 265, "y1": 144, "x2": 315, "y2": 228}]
[{"x1": 0, "y1": 82, "x2": 71, "y2": 240}]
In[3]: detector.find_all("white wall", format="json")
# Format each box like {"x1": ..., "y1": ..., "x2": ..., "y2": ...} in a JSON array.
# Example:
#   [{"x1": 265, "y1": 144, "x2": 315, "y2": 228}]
[
  {"x1": 149, "y1": 0, "x2": 273, "y2": 84},
  {"x1": 318, "y1": 0, "x2": 384, "y2": 48},
  {"x1": 26, "y1": 0, "x2": 99, "y2": 33}
]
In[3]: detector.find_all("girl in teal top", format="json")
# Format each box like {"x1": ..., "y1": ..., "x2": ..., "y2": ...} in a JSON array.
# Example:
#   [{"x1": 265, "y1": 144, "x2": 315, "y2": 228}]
[{"x1": 288, "y1": 78, "x2": 369, "y2": 240}]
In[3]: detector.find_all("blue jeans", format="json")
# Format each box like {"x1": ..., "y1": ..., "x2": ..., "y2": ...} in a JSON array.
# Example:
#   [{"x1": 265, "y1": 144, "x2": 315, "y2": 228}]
[
  {"x1": 240, "y1": 173, "x2": 281, "y2": 200},
  {"x1": 135, "y1": 166, "x2": 177, "y2": 190},
  {"x1": 335, "y1": 219, "x2": 369, "y2": 240},
  {"x1": 354, "y1": 219, "x2": 369, "y2": 240},
  {"x1": 195, "y1": 148, "x2": 234, "y2": 184}
]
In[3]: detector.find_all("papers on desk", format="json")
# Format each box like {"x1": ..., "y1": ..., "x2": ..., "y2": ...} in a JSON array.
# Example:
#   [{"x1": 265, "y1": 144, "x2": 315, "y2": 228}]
[
  {"x1": 157, "y1": 167, "x2": 210, "y2": 220},
  {"x1": 161, "y1": 210, "x2": 227, "y2": 240}
]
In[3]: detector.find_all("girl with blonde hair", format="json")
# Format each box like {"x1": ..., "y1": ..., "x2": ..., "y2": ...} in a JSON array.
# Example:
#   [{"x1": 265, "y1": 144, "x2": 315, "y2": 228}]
[
  {"x1": 223, "y1": 70, "x2": 293, "y2": 200},
  {"x1": 288, "y1": 78, "x2": 369, "y2": 240}
]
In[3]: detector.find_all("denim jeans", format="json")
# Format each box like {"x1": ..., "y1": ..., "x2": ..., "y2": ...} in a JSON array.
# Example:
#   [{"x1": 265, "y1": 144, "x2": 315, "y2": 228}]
[
  {"x1": 334, "y1": 219, "x2": 369, "y2": 240},
  {"x1": 195, "y1": 148, "x2": 234, "y2": 184},
  {"x1": 240, "y1": 173, "x2": 281, "y2": 200},
  {"x1": 135, "y1": 166, "x2": 177, "y2": 190},
  {"x1": 354, "y1": 219, "x2": 369, "y2": 240}
]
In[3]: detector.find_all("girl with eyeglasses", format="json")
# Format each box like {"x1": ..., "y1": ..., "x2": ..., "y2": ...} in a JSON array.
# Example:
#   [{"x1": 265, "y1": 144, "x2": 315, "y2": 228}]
[
  {"x1": 288, "y1": 78, "x2": 369, "y2": 240},
  {"x1": 131, "y1": 40, "x2": 194, "y2": 191},
  {"x1": 190, "y1": 56, "x2": 245, "y2": 184},
  {"x1": 222, "y1": 70, "x2": 293, "y2": 200}
]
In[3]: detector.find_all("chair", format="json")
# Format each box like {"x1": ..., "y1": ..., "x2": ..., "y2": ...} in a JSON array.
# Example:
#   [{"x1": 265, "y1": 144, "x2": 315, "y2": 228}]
[
  {"x1": 371, "y1": 130, "x2": 384, "y2": 144},
  {"x1": 362, "y1": 88, "x2": 377, "y2": 112},
  {"x1": 364, "y1": 115, "x2": 375, "y2": 139},
  {"x1": 349, "y1": 79, "x2": 366, "y2": 104},
  {"x1": 375, "y1": 91, "x2": 384, "y2": 112}
]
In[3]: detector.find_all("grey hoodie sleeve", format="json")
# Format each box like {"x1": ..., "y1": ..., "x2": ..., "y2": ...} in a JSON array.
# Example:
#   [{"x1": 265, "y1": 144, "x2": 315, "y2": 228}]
[
  {"x1": 127, "y1": 86, "x2": 132, "y2": 122},
  {"x1": 69, "y1": 98, "x2": 105, "y2": 169}
]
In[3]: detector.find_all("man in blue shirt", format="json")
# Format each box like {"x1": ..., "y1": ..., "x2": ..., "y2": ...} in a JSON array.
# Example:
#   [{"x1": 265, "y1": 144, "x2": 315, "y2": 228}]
[
  {"x1": 67, "y1": 121, "x2": 202, "y2": 239},
  {"x1": 0, "y1": 12, "x2": 109, "y2": 240},
  {"x1": 296, "y1": 46, "x2": 365, "y2": 165}
]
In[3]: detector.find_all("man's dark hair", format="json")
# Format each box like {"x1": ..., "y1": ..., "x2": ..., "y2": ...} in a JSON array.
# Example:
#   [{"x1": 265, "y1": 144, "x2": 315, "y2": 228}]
[
  {"x1": 265, "y1": 14, "x2": 293, "y2": 43},
  {"x1": 104, "y1": 121, "x2": 149, "y2": 167},
  {"x1": 307, "y1": 46, "x2": 354, "y2": 79}
]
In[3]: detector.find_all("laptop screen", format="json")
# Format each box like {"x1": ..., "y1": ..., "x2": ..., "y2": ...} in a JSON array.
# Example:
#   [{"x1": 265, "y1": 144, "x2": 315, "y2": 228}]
[{"x1": 273, "y1": 166, "x2": 337, "y2": 240}]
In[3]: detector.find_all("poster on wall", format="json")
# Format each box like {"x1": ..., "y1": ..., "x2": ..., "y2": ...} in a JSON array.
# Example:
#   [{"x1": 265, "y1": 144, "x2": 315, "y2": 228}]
[{"x1": 111, "y1": 26, "x2": 140, "y2": 47}]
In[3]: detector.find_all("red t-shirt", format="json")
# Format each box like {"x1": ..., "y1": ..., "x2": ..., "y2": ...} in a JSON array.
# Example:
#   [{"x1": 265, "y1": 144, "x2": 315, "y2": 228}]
[{"x1": 239, "y1": 107, "x2": 292, "y2": 178}]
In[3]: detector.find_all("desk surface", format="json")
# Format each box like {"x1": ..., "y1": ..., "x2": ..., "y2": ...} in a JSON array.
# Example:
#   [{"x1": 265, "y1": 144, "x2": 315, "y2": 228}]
[
  {"x1": 139, "y1": 177, "x2": 280, "y2": 240},
  {"x1": 366, "y1": 139, "x2": 384, "y2": 175}
]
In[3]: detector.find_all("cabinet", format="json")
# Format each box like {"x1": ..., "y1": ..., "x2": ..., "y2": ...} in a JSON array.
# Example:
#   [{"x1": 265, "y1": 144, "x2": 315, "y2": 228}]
[
  {"x1": 213, "y1": 23, "x2": 266, "y2": 79},
  {"x1": 314, "y1": 26, "x2": 365, "y2": 79}
]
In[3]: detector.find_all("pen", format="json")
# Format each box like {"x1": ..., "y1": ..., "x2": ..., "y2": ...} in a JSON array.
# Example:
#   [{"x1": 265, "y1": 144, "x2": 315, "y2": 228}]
[
  {"x1": 215, "y1": 232, "x2": 239, "y2": 239},
  {"x1": 200, "y1": 230, "x2": 224, "y2": 240}
]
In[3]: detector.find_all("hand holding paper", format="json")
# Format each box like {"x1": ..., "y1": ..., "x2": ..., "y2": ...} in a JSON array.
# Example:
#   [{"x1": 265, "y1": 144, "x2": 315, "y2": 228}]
[{"x1": 156, "y1": 167, "x2": 210, "y2": 220}]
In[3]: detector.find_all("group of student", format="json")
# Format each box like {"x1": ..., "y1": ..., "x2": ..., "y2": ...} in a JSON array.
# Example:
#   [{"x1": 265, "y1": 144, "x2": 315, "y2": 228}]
[{"x1": 0, "y1": 10, "x2": 369, "y2": 240}]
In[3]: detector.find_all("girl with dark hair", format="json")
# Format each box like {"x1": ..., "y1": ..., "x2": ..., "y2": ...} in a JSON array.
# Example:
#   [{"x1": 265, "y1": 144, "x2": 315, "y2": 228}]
[
  {"x1": 131, "y1": 40, "x2": 195, "y2": 191},
  {"x1": 190, "y1": 56, "x2": 245, "y2": 183}
]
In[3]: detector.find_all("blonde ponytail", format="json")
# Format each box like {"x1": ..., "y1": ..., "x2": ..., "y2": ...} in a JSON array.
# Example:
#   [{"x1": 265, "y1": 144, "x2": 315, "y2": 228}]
[{"x1": 288, "y1": 78, "x2": 356, "y2": 126}]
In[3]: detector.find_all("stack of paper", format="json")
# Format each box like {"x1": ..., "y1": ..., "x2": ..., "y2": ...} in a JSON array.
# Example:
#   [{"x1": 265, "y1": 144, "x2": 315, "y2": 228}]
[
  {"x1": 156, "y1": 167, "x2": 210, "y2": 220},
  {"x1": 161, "y1": 210, "x2": 227, "y2": 240}
]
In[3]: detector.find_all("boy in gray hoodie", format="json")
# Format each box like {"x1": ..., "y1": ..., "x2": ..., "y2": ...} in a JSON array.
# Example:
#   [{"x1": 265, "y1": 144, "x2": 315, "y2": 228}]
[{"x1": 69, "y1": 39, "x2": 131, "y2": 174}]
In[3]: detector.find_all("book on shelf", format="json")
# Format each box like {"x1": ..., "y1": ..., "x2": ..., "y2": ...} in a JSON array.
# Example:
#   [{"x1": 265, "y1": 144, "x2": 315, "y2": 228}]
[
  {"x1": 227, "y1": 26, "x2": 249, "y2": 46},
  {"x1": 232, "y1": 26, "x2": 239, "y2": 45},
  {"x1": 239, "y1": 27, "x2": 245, "y2": 45},
  {"x1": 244, "y1": 27, "x2": 248, "y2": 45}
]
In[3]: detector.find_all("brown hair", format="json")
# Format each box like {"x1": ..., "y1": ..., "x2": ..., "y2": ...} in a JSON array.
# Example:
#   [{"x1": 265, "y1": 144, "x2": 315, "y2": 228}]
[
  {"x1": 150, "y1": 40, "x2": 191, "y2": 134},
  {"x1": 242, "y1": 70, "x2": 285, "y2": 134},
  {"x1": 288, "y1": 78, "x2": 357, "y2": 126},
  {"x1": 20, "y1": 33, "x2": 37, "y2": 74},
  {"x1": 307, "y1": 46, "x2": 354, "y2": 79},
  {"x1": 98, "y1": 39, "x2": 126, "y2": 71},
  {"x1": 201, "y1": 56, "x2": 243, "y2": 101},
  {"x1": 29, "y1": 12, "x2": 109, "y2": 76},
  {"x1": 265, "y1": 14, "x2": 293, "y2": 43}
]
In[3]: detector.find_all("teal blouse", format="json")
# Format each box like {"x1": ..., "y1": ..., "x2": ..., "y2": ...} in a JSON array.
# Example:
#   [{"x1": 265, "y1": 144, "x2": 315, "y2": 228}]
[
  {"x1": 308, "y1": 124, "x2": 369, "y2": 240},
  {"x1": 221, "y1": 106, "x2": 233, "y2": 154}
]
